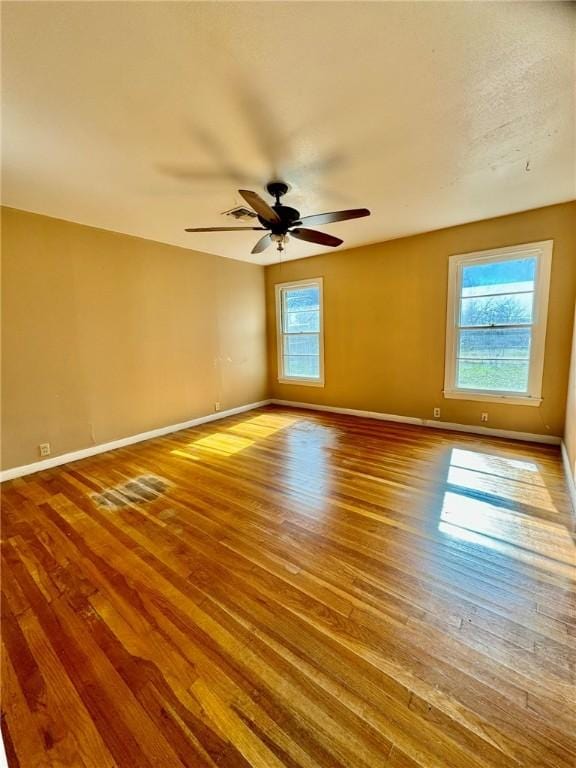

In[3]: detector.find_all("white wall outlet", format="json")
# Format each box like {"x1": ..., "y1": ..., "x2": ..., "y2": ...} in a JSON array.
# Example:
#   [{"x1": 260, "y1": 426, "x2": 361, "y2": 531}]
[
  {"x1": 481, "y1": 412, "x2": 488, "y2": 423},
  {"x1": 214, "y1": 402, "x2": 221, "y2": 412},
  {"x1": 433, "y1": 407, "x2": 441, "y2": 418},
  {"x1": 39, "y1": 442, "x2": 51, "y2": 457}
]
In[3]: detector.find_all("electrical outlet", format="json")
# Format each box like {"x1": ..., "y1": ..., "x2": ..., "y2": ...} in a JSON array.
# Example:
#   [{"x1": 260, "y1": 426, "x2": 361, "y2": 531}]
[
  {"x1": 214, "y1": 402, "x2": 221, "y2": 412},
  {"x1": 481, "y1": 412, "x2": 488, "y2": 423},
  {"x1": 433, "y1": 407, "x2": 441, "y2": 418},
  {"x1": 39, "y1": 442, "x2": 51, "y2": 457}
]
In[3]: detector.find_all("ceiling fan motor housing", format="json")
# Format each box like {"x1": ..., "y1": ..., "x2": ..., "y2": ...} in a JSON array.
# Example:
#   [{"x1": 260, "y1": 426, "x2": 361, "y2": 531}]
[
  {"x1": 259, "y1": 204, "x2": 301, "y2": 234},
  {"x1": 261, "y1": 182, "x2": 300, "y2": 233}
]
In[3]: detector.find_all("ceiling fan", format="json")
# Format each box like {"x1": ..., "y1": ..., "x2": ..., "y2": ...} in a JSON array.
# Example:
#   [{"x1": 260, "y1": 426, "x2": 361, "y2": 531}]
[{"x1": 184, "y1": 181, "x2": 370, "y2": 254}]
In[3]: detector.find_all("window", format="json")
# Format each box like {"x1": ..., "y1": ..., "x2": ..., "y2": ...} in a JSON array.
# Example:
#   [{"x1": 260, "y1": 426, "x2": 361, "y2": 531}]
[
  {"x1": 275, "y1": 278, "x2": 324, "y2": 386},
  {"x1": 444, "y1": 241, "x2": 552, "y2": 405}
]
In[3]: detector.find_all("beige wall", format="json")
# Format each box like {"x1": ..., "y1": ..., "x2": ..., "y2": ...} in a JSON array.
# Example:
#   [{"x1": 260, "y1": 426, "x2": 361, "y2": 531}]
[
  {"x1": 1, "y1": 207, "x2": 268, "y2": 470},
  {"x1": 564, "y1": 303, "x2": 576, "y2": 482},
  {"x1": 266, "y1": 202, "x2": 576, "y2": 437}
]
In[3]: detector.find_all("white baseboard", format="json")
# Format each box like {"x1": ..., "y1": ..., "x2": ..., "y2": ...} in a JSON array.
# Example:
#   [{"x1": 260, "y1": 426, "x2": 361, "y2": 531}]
[
  {"x1": 0, "y1": 400, "x2": 272, "y2": 482},
  {"x1": 271, "y1": 399, "x2": 561, "y2": 445},
  {"x1": 2, "y1": 397, "x2": 563, "y2": 483},
  {"x1": 561, "y1": 441, "x2": 576, "y2": 520}
]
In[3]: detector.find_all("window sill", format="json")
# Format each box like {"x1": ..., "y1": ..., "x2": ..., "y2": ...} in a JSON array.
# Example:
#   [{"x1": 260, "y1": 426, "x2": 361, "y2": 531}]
[
  {"x1": 278, "y1": 377, "x2": 325, "y2": 388},
  {"x1": 443, "y1": 390, "x2": 542, "y2": 406}
]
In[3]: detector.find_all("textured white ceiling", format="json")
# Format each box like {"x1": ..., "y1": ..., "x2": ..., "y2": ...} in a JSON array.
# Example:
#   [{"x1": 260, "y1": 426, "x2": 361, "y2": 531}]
[{"x1": 2, "y1": 1, "x2": 574, "y2": 264}]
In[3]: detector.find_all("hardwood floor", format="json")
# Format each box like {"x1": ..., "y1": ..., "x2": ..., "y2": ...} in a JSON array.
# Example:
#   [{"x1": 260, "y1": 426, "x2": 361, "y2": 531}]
[{"x1": 1, "y1": 405, "x2": 575, "y2": 768}]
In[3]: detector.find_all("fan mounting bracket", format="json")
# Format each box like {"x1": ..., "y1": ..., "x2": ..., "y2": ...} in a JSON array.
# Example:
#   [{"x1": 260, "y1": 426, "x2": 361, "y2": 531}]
[{"x1": 266, "y1": 181, "x2": 289, "y2": 201}]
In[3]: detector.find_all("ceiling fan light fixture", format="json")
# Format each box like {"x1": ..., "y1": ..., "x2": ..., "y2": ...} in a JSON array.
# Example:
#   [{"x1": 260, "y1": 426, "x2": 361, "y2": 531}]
[{"x1": 271, "y1": 232, "x2": 289, "y2": 252}]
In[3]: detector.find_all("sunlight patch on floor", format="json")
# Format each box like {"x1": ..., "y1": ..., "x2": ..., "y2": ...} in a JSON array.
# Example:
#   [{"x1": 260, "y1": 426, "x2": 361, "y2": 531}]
[
  {"x1": 438, "y1": 448, "x2": 574, "y2": 571},
  {"x1": 447, "y1": 447, "x2": 556, "y2": 511},
  {"x1": 227, "y1": 413, "x2": 299, "y2": 440},
  {"x1": 449, "y1": 448, "x2": 540, "y2": 480},
  {"x1": 191, "y1": 433, "x2": 254, "y2": 456},
  {"x1": 446, "y1": 465, "x2": 557, "y2": 513},
  {"x1": 171, "y1": 412, "x2": 299, "y2": 459}
]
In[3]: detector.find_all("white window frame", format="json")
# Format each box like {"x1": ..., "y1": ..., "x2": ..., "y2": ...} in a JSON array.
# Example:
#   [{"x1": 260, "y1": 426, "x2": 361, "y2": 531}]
[
  {"x1": 444, "y1": 240, "x2": 553, "y2": 406},
  {"x1": 275, "y1": 277, "x2": 325, "y2": 387}
]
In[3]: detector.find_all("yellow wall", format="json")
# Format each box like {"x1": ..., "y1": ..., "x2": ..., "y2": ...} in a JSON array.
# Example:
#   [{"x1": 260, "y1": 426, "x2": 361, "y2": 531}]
[
  {"x1": 265, "y1": 202, "x2": 576, "y2": 437},
  {"x1": 564, "y1": 303, "x2": 576, "y2": 482},
  {"x1": 3, "y1": 202, "x2": 575, "y2": 473},
  {"x1": 1, "y1": 207, "x2": 268, "y2": 470}
]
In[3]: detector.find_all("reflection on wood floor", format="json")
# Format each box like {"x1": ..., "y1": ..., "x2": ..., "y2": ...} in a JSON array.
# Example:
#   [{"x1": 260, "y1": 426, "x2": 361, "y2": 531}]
[{"x1": 1, "y1": 406, "x2": 575, "y2": 767}]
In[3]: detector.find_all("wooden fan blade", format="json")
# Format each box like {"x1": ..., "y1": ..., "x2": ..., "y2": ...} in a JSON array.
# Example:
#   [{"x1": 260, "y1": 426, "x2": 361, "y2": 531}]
[
  {"x1": 251, "y1": 234, "x2": 273, "y2": 254},
  {"x1": 298, "y1": 208, "x2": 370, "y2": 227},
  {"x1": 184, "y1": 226, "x2": 266, "y2": 232},
  {"x1": 239, "y1": 190, "x2": 281, "y2": 224},
  {"x1": 290, "y1": 228, "x2": 343, "y2": 247}
]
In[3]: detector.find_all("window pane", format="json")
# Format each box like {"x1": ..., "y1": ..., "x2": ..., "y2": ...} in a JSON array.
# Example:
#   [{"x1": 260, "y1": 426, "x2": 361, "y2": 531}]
[
  {"x1": 283, "y1": 334, "x2": 319, "y2": 356},
  {"x1": 460, "y1": 292, "x2": 534, "y2": 326},
  {"x1": 458, "y1": 328, "x2": 531, "y2": 359},
  {"x1": 283, "y1": 355, "x2": 320, "y2": 378},
  {"x1": 457, "y1": 360, "x2": 529, "y2": 392},
  {"x1": 285, "y1": 286, "x2": 320, "y2": 312},
  {"x1": 462, "y1": 256, "x2": 536, "y2": 297},
  {"x1": 284, "y1": 310, "x2": 319, "y2": 333}
]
